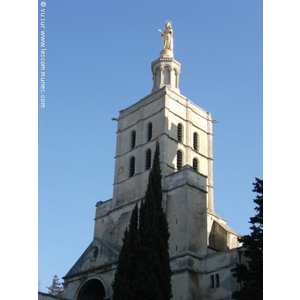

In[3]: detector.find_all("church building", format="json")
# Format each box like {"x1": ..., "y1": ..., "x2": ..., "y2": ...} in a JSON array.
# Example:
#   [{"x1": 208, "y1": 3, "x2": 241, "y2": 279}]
[{"x1": 62, "y1": 21, "x2": 243, "y2": 300}]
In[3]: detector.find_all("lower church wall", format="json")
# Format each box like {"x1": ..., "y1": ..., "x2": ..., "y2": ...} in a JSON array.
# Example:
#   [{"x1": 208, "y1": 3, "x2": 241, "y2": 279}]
[
  {"x1": 200, "y1": 249, "x2": 241, "y2": 300},
  {"x1": 63, "y1": 168, "x2": 242, "y2": 299},
  {"x1": 63, "y1": 239, "x2": 241, "y2": 299},
  {"x1": 63, "y1": 268, "x2": 116, "y2": 300}
]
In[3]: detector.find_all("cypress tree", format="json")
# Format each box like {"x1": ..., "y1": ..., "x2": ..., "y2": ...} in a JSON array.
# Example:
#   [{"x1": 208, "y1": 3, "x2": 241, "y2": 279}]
[
  {"x1": 112, "y1": 204, "x2": 139, "y2": 300},
  {"x1": 232, "y1": 177, "x2": 263, "y2": 300},
  {"x1": 136, "y1": 141, "x2": 172, "y2": 300},
  {"x1": 112, "y1": 141, "x2": 172, "y2": 300}
]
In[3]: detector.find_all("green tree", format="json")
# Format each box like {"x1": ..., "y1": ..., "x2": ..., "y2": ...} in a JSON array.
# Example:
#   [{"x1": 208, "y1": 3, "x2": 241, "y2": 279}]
[
  {"x1": 112, "y1": 141, "x2": 172, "y2": 300},
  {"x1": 47, "y1": 275, "x2": 63, "y2": 296},
  {"x1": 112, "y1": 204, "x2": 139, "y2": 300},
  {"x1": 232, "y1": 177, "x2": 263, "y2": 300},
  {"x1": 135, "y1": 141, "x2": 172, "y2": 300}
]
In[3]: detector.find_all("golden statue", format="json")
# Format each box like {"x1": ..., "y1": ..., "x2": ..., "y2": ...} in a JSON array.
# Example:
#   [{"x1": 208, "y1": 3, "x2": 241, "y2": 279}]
[{"x1": 158, "y1": 21, "x2": 173, "y2": 57}]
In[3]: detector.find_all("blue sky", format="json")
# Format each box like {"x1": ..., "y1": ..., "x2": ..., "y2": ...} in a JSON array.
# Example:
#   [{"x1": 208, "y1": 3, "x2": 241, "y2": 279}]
[{"x1": 37, "y1": 0, "x2": 263, "y2": 293}]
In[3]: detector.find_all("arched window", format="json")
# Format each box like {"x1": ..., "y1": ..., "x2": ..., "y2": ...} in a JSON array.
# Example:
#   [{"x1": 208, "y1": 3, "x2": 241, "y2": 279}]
[
  {"x1": 210, "y1": 275, "x2": 215, "y2": 288},
  {"x1": 163, "y1": 66, "x2": 170, "y2": 85},
  {"x1": 129, "y1": 156, "x2": 135, "y2": 177},
  {"x1": 174, "y1": 68, "x2": 178, "y2": 88},
  {"x1": 145, "y1": 149, "x2": 151, "y2": 170},
  {"x1": 177, "y1": 150, "x2": 183, "y2": 170},
  {"x1": 193, "y1": 132, "x2": 198, "y2": 151},
  {"x1": 177, "y1": 123, "x2": 183, "y2": 142},
  {"x1": 155, "y1": 68, "x2": 161, "y2": 87},
  {"x1": 147, "y1": 122, "x2": 152, "y2": 141},
  {"x1": 131, "y1": 130, "x2": 136, "y2": 149},
  {"x1": 192, "y1": 158, "x2": 198, "y2": 172},
  {"x1": 216, "y1": 274, "x2": 220, "y2": 288}
]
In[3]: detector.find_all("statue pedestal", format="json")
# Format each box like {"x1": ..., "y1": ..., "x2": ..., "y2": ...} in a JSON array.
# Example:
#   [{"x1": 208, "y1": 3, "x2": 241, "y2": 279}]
[
  {"x1": 151, "y1": 56, "x2": 181, "y2": 93},
  {"x1": 160, "y1": 49, "x2": 173, "y2": 58}
]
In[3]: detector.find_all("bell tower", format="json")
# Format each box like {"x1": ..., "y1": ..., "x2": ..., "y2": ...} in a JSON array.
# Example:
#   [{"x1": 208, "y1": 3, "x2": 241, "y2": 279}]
[{"x1": 111, "y1": 20, "x2": 215, "y2": 213}]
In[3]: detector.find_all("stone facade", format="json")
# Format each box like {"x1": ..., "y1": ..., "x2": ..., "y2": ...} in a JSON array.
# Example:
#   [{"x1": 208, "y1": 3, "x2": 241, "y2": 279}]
[
  {"x1": 62, "y1": 53, "x2": 242, "y2": 300},
  {"x1": 38, "y1": 292, "x2": 69, "y2": 300}
]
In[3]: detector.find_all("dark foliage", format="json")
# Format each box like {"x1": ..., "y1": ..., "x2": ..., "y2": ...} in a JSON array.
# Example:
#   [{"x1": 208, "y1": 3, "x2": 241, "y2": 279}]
[
  {"x1": 112, "y1": 141, "x2": 172, "y2": 300},
  {"x1": 112, "y1": 205, "x2": 139, "y2": 300},
  {"x1": 135, "y1": 141, "x2": 172, "y2": 300},
  {"x1": 232, "y1": 178, "x2": 263, "y2": 300}
]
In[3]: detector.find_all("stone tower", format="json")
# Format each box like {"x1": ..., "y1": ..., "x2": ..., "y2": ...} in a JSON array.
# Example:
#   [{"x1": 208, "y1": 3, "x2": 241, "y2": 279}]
[{"x1": 63, "y1": 21, "x2": 242, "y2": 300}]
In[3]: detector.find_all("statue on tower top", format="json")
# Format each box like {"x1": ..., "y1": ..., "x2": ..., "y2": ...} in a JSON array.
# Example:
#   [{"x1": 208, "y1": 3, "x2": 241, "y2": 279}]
[{"x1": 158, "y1": 21, "x2": 173, "y2": 58}]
